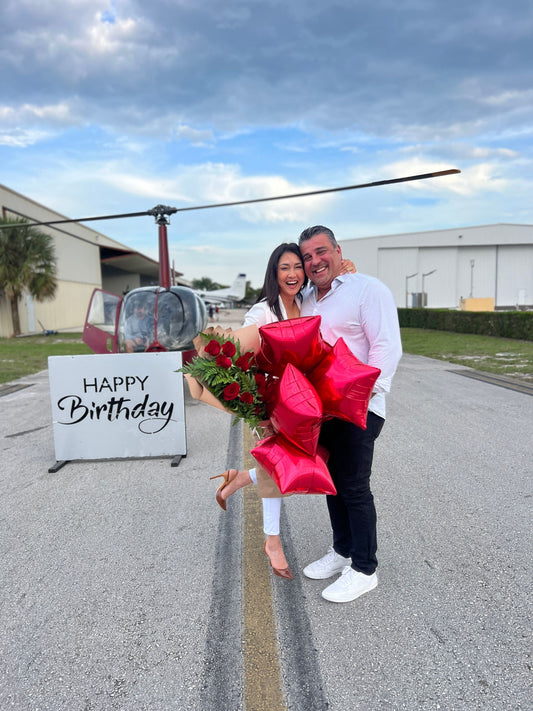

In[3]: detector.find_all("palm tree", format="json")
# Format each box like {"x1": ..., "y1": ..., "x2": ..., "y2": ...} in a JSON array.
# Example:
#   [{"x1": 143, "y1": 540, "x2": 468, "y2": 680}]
[{"x1": 0, "y1": 217, "x2": 57, "y2": 336}]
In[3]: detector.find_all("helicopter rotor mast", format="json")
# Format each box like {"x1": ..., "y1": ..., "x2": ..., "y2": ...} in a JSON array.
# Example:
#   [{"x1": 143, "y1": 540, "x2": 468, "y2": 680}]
[{"x1": 146, "y1": 205, "x2": 177, "y2": 289}]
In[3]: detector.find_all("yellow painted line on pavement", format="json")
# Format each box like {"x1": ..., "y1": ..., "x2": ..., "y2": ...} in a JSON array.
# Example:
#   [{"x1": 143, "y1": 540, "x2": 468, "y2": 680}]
[{"x1": 242, "y1": 425, "x2": 286, "y2": 711}]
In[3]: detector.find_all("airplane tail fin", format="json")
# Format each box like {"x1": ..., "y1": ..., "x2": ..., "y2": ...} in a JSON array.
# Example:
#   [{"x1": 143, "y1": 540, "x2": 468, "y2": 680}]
[{"x1": 230, "y1": 273, "x2": 247, "y2": 300}]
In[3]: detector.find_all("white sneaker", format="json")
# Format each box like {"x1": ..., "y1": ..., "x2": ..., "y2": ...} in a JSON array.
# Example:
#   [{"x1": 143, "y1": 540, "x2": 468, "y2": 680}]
[
  {"x1": 303, "y1": 547, "x2": 351, "y2": 579},
  {"x1": 321, "y1": 566, "x2": 378, "y2": 603}
]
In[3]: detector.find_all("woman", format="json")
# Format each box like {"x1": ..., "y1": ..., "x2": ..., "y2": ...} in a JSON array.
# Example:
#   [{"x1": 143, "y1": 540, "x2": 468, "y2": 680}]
[{"x1": 211, "y1": 242, "x2": 355, "y2": 580}]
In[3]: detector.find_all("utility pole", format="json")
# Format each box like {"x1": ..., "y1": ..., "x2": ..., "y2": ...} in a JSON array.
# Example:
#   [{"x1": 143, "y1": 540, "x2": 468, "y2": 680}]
[
  {"x1": 421, "y1": 269, "x2": 437, "y2": 307},
  {"x1": 405, "y1": 272, "x2": 418, "y2": 308}
]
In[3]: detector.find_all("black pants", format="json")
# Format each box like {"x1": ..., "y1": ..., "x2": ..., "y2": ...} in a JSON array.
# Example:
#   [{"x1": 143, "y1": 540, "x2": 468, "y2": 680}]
[{"x1": 319, "y1": 412, "x2": 385, "y2": 575}]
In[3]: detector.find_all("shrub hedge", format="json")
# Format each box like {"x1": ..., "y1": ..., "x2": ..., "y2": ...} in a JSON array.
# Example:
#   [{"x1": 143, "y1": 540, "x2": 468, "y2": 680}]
[{"x1": 397, "y1": 309, "x2": 533, "y2": 341}]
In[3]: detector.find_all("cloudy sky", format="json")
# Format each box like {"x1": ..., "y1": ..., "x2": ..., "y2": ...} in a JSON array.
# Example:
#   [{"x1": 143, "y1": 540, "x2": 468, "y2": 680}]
[{"x1": 1, "y1": 0, "x2": 532, "y2": 287}]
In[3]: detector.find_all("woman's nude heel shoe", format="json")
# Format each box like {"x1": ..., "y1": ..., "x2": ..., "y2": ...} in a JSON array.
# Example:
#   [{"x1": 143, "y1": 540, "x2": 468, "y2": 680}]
[
  {"x1": 264, "y1": 542, "x2": 294, "y2": 580},
  {"x1": 210, "y1": 469, "x2": 252, "y2": 510},
  {"x1": 209, "y1": 470, "x2": 236, "y2": 511}
]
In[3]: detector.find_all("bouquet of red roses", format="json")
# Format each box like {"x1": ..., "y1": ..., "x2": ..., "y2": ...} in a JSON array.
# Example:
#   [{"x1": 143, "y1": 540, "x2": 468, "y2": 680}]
[{"x1": 181, "y1": 331, "x2": 269, "y2": 428}]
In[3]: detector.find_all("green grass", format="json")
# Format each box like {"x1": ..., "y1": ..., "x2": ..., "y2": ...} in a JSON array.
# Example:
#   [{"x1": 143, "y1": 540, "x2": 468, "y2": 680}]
[
  {"x1": 0, "y1": 333, "x2": 92, "y2": 384},
  {"x1": 0, "y1": 328, "x2": 532, "y2": 385},
  {"x1": 400, "y1": 328, "x2": 533, "y2": 381}
]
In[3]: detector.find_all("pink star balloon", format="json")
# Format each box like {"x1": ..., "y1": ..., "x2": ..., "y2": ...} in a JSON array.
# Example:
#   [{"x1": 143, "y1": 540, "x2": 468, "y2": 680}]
[
  {"x1": 268, "y1": 363, "x2": 323, "y2": 456},
  {"x1": 251, "y1": 435, "x2": 336, "y2": 495},
  {"x1": 307, "y1": 338, "x2": 381, "y2": 429},
  {"x1": 256, "y1": 316, "x2": 331, "y2": 376}
]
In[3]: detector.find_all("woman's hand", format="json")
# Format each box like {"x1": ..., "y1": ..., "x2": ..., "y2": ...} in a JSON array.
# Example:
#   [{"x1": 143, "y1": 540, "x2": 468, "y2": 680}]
[
  {"x1": 193, "y1": 326, "x2": 233, "y2": 356},
  {"x1": 257, "y1": 419, "x2": 276, "y2": 438},
  {"x1": 340, "y1": 258, "x2": 356, "y2": 275}
]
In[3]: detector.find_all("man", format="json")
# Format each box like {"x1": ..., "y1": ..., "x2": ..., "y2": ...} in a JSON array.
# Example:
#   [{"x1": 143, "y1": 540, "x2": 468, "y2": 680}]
[
  {"x1": 124, "y1": 296, "x2": 155, "y2": 352},
  {"x1": 299, "y1": 225, "x2": 402, "y2": 603}
]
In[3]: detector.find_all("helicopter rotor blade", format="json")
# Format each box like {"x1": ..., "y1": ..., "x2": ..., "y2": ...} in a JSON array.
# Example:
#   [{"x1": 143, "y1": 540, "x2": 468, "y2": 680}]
[
  {"x1": 0, "y1": 209, "x2": 155, "y2": 229},
  {"x1": 0, "y1": 168, "x2": 460, "y2": 229},
  {"x1": 173, "y1": 168, "x2": 460, "y2": 213}
]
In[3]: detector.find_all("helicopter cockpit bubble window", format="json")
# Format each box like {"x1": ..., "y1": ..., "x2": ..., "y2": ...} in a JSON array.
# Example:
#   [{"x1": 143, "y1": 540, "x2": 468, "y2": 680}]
[
  {"x1": 118, "y1": 289, "x2": 158, "y2": 353},
  {"x1": 161, "y1": 287, "x2": 208, "y2": 351},
  {"x1": 87, "y1": 289, "x2": 121, "y2": 332},
  {"x1": 154, "y1": 290, "x2": 183, "y2": 351},
  {"x1": 117, "y1": 286, "x2": 207, "y2": 353}
]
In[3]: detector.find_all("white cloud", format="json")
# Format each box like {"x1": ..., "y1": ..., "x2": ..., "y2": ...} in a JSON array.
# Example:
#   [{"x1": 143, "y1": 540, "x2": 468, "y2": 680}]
[
  {"x1": 16, "y1": 156, "x2": 335, "y2": 225},
  {"x1": 101, "y1": 172, "x2": 192, "y2": 202},
  {"x1": 88, "y1": 14, "x2": 138, "y2": 53},
  {"x1": 0, "y1": 102, "x2": 73, "y2": 125},
  {"x1": 481, "y1": 89, "x2": 533, "y2": 107},
  {"x1": 469, "y1": 147, "x2": 518, "y2": 159},
  {"x1": 174, "y1": 124, "x2": 215, "y2": 145},
  {"x1": 0, "y1": 129, "x2": 51, "y2": 147},
  {"x1": 167, "y1": 166, "x2": 335, "y2": 223},
  {"x1": 377, "y1": 158, "x2": 508, "y2": 196}
]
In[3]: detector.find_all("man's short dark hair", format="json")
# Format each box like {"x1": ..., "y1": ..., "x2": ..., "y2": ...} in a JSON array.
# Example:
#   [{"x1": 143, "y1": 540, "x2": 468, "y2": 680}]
[{"x1": 298, "y1": 225, "x2": 338, "y2": 248}]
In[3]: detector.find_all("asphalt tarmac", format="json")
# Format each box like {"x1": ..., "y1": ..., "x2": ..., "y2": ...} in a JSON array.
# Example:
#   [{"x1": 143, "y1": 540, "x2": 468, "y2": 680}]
[{"x1": 1, "y1": 310, "x2": 531, "y2": 710}]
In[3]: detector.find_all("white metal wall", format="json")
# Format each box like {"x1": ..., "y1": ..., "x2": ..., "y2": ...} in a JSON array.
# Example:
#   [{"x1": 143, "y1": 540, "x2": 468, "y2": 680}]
[
  {"x1": 374, "y1": 247, "x2": 418, "y2": 307},
  {"x1": 455, "y1": 246, "x2": 496, "y2": 304},
  {"x1": 418, "y1": 247, "x2": 459, "y2": 308},
  {"x1": 341, "y1": 227, "x2": 533, "y2": 309},
  {"x1": 497, "y1": 245, "x2": 533, "y2": 306}
]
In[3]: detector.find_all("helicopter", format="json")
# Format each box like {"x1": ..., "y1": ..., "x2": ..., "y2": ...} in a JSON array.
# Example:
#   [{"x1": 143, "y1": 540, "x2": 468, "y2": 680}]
[
  {"x1": 2, "y1": 169, "x2": 460, "y2": 361},
  {"x1": 81, "y1": 205, "x2": 208, "y2": 363}
]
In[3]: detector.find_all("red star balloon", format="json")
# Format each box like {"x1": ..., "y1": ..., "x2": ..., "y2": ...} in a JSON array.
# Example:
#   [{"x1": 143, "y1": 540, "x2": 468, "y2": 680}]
[
  {"x1": 307, "y1": 338, "x2": 381, "y2": 429},
  {"x1": 251, "y1": 434, "x2": 336, "y2": 495},
  {"x1": 268, "y1": 363, "x2": 323, "y2": 456},
  {"x1": 256, "y1": 316, "x2": 331, "y2": 376}
]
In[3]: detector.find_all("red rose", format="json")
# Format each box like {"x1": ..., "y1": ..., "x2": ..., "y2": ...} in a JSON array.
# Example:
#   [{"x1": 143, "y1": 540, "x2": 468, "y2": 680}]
[
  {"x1": 216, "y1": 354, "x2": 232, "y2": 369},
  {"x1": 254, "y1": 372, "x2": 267, "y2": 395},
  {"x1": 222, "y1": 340, "x2": 236, "y2": 357},
  {"x1": 239, "y1": 391, "x2": 253, "y2": 404},
  {"x1": 205, "y1": 339, "x2": 221, "y2": 356},
  {"x1": 223, "y1": 382, "x2": 240, "y2": 400},
  {"x1": 263, "y1": 376, "x2": 278, "y2": 402},
  {"x1": 236, "y1": 354, "x2": 251, "y2": 371}
]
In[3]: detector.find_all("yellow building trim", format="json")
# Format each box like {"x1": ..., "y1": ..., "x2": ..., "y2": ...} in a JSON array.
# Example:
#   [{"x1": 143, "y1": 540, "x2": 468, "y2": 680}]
[{"x1": 459, "y1": 297, "x2": 495, "y2": 312}]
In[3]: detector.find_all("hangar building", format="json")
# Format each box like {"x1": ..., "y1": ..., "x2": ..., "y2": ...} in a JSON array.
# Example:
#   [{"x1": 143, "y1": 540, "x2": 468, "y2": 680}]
[{"x1": 340, "y1": 223, "x2": 533, "y2": 310}]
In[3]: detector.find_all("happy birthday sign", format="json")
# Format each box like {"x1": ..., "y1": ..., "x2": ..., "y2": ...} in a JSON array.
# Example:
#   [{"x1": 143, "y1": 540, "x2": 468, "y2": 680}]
[{"x1": 48, "y1": 352, "x2": 185, "y2": 460}]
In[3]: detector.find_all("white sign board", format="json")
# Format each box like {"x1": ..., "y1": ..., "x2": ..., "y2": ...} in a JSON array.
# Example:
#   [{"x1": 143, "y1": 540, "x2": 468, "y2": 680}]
[{"x1": 48, "y1": 352, "x2": 185, "y2": 460}]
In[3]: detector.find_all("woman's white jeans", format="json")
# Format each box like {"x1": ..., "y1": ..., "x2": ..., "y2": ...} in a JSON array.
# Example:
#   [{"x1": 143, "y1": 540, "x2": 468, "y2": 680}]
[{"x1": 249, "y1": 468, "x2": 282, "y2": 536}]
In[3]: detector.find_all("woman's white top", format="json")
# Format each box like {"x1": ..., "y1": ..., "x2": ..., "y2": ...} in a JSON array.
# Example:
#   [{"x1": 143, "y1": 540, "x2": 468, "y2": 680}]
[{"x1": 243, "y1": 297, "x2": 299, "y2": 327}]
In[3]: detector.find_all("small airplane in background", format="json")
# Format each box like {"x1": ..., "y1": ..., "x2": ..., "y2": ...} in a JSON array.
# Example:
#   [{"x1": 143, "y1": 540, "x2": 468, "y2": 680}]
[{"x1": 194, "y1": 273, "x2": 247, "y2": 305}]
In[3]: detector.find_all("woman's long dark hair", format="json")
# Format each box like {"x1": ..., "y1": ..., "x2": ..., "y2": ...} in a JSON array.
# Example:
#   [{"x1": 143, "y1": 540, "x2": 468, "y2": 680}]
[{"x1": 256, "y1": 242, "x2": 307, "y2": 321}]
